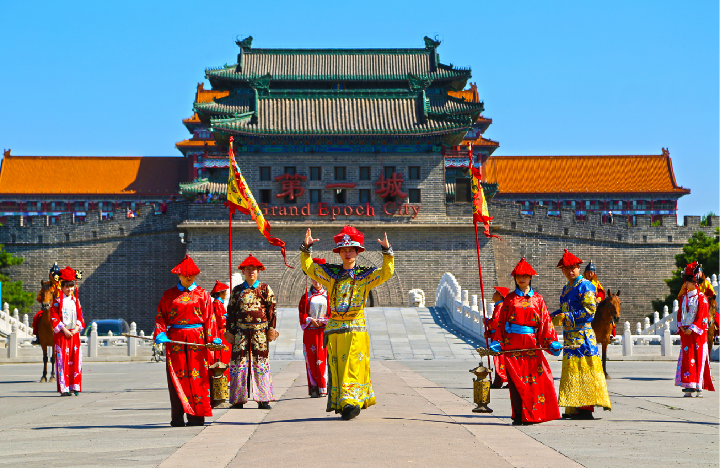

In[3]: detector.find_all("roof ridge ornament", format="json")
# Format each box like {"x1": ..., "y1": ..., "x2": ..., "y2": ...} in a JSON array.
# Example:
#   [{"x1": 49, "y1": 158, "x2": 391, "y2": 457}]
[
  {"x1": 235, "y1": 36, "x2": 253, "y2": 50},
  {"x1": 662, "y1": 147, "x2": 670, "y2": 157},
  {"x1": 408, "y1": 73, "x2": 432, "y2": 91},
  {"x1": 423, "y1": 36, "x2": 441, "y2": 49},
  {"x1": 249, "y1": 73, "x2": 272, "y2": 93}
]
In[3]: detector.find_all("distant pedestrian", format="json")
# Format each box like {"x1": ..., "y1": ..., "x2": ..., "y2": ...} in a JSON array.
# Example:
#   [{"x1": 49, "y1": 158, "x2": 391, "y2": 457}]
[
  {"x1": 299, "y1": 263, "x2": 330, "y2": 397},
  {"x1": 49, "y1": 267, "x2": 84, "y2": 396},
  {"x1": 675, "y1": 262, "x2": 715, "y2": 397},
  {"x1": 210, "y1": 280, "x2": 231, "y2": 384},
  {"x1": 490, "y1": 258, "x2": 562, "y2": 425}
]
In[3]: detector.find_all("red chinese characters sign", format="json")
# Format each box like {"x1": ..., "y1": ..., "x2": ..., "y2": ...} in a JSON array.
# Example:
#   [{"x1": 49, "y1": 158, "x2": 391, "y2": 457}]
[
  {"x1": 274, "y1": 173, "x2": 307, "y2": 200},
  {"x1": 374, "y1": 172, "x2": 407, "y2": 198}
]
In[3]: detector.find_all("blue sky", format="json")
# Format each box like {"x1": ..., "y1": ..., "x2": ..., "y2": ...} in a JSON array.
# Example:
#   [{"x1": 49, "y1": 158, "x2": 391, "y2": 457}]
[{"x1": 0, "y1": 0, "x2": 717, "y2": 219}]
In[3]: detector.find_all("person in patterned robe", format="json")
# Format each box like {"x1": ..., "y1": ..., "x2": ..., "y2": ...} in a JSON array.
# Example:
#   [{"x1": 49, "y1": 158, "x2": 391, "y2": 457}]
[
  {"x1": 50, "y1": 267, "x2": 84, "y2": 396},
  {"x1": 675, "y1": 262, "x2": 715, "y2": 396},
  {"x1": 552, "y1": 249, "x2": 612, "y2": 420},
  {"x1": 299, "y1": 262, "x2": 330, "y2": 397},
  {"x1": 301, "y1": 226, "x2": 394, "y2": 420},
  {"x1": 485, "y1": 286, "x2": 510, "y2": 388},
  {"x1": 154, "y1": 255, "x2": 219, "y2": 427},
  {"x1": 225, "y1": 254, "x2": 277, "y2": 410},
  {"x1": 490, "y1": 258, "x2": 562, "y2": 425},
  {"x1": 210, "y1": 280, "x2": 232, "y2": 383}
]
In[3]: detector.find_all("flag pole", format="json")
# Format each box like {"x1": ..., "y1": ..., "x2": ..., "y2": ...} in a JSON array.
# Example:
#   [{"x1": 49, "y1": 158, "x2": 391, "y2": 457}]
[
  {"x1": 474, "y1": 221, "x2": 492, "y2": 371},
  {"x1": 229, "y1": 208, "x2": 233, "y2": 290}
]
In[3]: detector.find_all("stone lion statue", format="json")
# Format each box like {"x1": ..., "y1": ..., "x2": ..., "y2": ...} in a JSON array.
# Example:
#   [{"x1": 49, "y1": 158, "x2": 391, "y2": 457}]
[{"x1": 408, "y1": 289, "x2": 426, "y2": 307}]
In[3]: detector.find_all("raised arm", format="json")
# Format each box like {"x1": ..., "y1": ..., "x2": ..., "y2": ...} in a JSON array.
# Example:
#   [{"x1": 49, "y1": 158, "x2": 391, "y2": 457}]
[{"x1": 366, "y1": 232, "x2": 395, "y2": 290}]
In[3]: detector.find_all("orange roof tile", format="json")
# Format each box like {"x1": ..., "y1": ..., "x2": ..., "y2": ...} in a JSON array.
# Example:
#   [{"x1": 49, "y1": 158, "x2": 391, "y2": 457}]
[
  {"x1": 175, "y1": 139, "x2": 217, "y2": 148},
  {"x1": 448, "y1": 83, "x2": 479, "y2": 103},
  {"x1": 0, "y1": 154, "x2": 187, "y2": 195},
  {"x1": 466, "y1": 136, "x2": 499, "y2": 147},
  {"x1": 484, "y1": 153, "x2": 690, "y2": 195},
  {"x1": 183, "y1": 113, "x2": 202, "y2": 124},
  {"x1": 194, "y1": 83, "x2": 229, "y2": 103}
]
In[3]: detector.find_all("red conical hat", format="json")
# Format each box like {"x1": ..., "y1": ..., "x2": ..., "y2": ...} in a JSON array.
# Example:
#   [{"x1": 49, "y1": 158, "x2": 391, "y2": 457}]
[
  {"x1": 210, "y1": 280, "x2": 230, "y2": 295},
  {"x1": 493, "y1": 286, "x2": 510, "y2": 298},
  {"x1": 238, "y1": 254, "x2": 265, "y2": 271},
  {"x1": 171, "y1": 255, "x2": 201, "y2": 276},
  {"x1": 511, "y1": 258, "x2": 538, "y2": 276},
  {"x1": 684, "y1": 261, "x2": 699, "y2": 278},
  {"x1": 333, "y1": 226, "x2": 365, "y2": 253},
  {"x1": 556, "y1": 249, "x2": 583, "y2": 268}
]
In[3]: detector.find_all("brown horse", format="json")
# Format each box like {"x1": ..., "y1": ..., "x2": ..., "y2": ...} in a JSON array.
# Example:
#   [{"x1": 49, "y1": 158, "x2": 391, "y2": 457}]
[
  {"x1": 591, "y1": 290, "x2": 621, "y2": 379},
  {"x1": 36, "y1": 280, "x2": 56, "y2": 383}
]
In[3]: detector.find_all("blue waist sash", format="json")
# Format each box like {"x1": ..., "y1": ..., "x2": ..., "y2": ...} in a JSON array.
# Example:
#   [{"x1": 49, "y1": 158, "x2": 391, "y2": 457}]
[
  {"x1": 505, "y1": 323, "x2": 536, "y2": 335},
  {"x1": 169, "y1": 324, "x2": 202, "y2": 329}
]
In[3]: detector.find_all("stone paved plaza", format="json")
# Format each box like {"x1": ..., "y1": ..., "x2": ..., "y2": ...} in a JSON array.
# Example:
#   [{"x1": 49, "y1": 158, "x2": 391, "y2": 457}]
[{"x1": 1, "y1": 307, "x2": 717, "y2": 467}]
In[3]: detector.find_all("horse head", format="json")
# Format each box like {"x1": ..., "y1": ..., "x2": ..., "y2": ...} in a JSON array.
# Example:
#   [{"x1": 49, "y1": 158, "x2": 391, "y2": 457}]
[
  {"x1": 38, "y1": 280, "x2": 54, "y2": 311},
  {"x1": 605, "y1": 290, "x2": 622, "y2": 325}
]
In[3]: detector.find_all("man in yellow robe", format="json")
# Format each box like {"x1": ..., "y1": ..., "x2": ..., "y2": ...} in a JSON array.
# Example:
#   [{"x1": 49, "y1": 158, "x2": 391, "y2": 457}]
[{"x1": 301, "y1": 226, "x2": 394, "y2": 420}]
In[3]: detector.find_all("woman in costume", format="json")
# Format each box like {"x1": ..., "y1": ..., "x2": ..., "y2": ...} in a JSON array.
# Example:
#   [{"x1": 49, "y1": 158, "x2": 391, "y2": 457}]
[
  {"x1": 675, "y1": 262, "x2": 715, "y2": 397},
  {"x1": 301, "y1": 226, "x2": 394, "y2": 420},
  {"x1": 154, "y1": 255, "x2": 219, "y2": 427},
  {"x1": 210, "y1": 280, "x2": 231, "y2": 381},
  {"x1": 299, "y1": 260, "x2": 331, "y2": 397},
  {"x1": 50, "y1": 267, "x2": 84, "y2": 396},
  {"x1": 490, "y1": 258, "x2": 562, "y2": 425},
  {"x1": 552, "y1": 249, "x2": 612, "y2": 420},
  {"x1": 484, "y1": 286, "x2": 510, "y2": 388},
  {"x1": 225, "y1": 254, "x2": 277, "y2": 410}
]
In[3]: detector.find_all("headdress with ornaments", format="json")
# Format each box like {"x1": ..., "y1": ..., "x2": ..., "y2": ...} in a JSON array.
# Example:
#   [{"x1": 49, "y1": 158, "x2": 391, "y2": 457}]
[
  {"x1": 493, "y1": 286, "x2": 510, "y2": 298},
  {"x1": 556, "y1": 249, "x2": 583, "y2": 268},
  {"x1": 584, "y1": 261, "x2": 596, "y2": 272},
  {"x1": 171, "y1": 255, "x2": 201, "y2": 276},
  {"x1": 49, "y1": 262, "x2": 61, "y2": 278},
  {"x1": 238, "y1": 254, "x2": 265, "y2": 271},
  {"x1": 511, "y1": 258, "x2": 538, "y2": 276},
  {"x1": 683, "y1": 262, "x2": 701, "y2": 282},
  {"x1": 333, "y1": 226, "x2": 365, "y2": 253},
  {"x1": 210, "y1": 280, "x2": 230, "y2": 295},
  {"x1": 59, "y1": 267, "x2": 81, "y2": 282}
]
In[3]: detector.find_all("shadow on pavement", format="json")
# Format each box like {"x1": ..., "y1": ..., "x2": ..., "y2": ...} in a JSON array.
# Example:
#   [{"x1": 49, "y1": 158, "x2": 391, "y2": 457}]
[{"x1": 428, "y1": 307, "x2": 485, "y2": 349}]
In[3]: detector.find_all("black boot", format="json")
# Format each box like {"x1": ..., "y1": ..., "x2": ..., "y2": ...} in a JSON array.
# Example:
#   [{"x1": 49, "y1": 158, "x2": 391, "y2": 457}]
[
  {"x1": 258, "y1": 402, "x2": 272, "y2": 409},
  {"x1": 170, "y1": 420, "x2": 186, "y2": 427},
  {"x1": 186, "y1": 416, "x2": 205, "y2": 426},
  {"x1": 341, "y1": 404, "x2": 360, "y2": 420}
]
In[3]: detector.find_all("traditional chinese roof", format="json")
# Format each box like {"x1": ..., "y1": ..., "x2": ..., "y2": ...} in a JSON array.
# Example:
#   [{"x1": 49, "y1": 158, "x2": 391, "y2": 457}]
[
  {"x1": 205, "y1": 36, "x2": 470, "y2": 88},
  {"x1": 448, "y1": 83, "x2": 479, "y2": 103},
  {"x1": 484, "y1": 152, "x2": 690, "y2": 195},
  {"x1": 196, "y1": 90, "x2": 472, "y2": 142},
  {"x1": 0, "y1": 153, "x2": 188, "y2": 195}
]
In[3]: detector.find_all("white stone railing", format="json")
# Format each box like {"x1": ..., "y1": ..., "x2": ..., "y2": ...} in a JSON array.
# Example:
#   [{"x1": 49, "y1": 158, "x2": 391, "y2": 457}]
[
  {"x1": 0, "y1": 302, "x2": 33, "y2": 339},
  {"x1": 618, "y1": 320, "x2": 680, "y2": 356},
  {"x1": 4, "y1": 320, "x2": 152, "y2": 359},
  {"x1": 435, "y1": 273, "x2": 496, "y2": 344}
]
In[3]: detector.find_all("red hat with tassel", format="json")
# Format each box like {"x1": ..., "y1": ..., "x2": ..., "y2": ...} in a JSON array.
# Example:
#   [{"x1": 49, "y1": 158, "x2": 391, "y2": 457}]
[
  {"x1": 210, "y1": 280, "x2": 230, "y2": 295},
  {"x1": 171, "y1": 255, "x2": 201, "y2": 276},
  {"x1": 510, "y1": 258, "x2": 538, "y2": 276},
  {"x1": 493, "y1": 286, "x2": 510, "y2": 298},
  {"x1": 59, "y1": 267, "x2": 80, "y2": 282},
  {"x1": 556, "y1": 249, "x2": 583, "y2": 268},
  {"x1": 238, "y1": 254, "x2": 265, "y2": 271}
]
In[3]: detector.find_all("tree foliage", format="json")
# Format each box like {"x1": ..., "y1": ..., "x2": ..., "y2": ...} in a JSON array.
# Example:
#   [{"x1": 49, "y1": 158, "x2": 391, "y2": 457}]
[
  {"x1": 0, "y1": 244, "x2": 35, "y2": 314},
  {"x1": 652, "y1": 227, "x2": 719, "y2": 313}
]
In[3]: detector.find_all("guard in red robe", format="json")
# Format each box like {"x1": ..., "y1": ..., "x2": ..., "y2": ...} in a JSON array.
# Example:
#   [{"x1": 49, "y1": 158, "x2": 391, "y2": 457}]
[
  {"x1": 299, "y1": 258, "x2": 330, "y2": 397},
  {"x1": 154, "y1": 255, "x2": 218, "y2": 427},
  {"x1": 210, "y1": 280, "x2": 231, "y2": 380},
  {"x1": 50, "y1": 267, "x2": 84, "y2": 396},
  {"x1": 485, "y1": 286, "x2": 510, "y2": 388},
  {"x1": 675, "y1": 262, "x2": 715, "y2": 396},
  {"x1": 491, "y1": 258, "x2": 562, "y2": 425}
]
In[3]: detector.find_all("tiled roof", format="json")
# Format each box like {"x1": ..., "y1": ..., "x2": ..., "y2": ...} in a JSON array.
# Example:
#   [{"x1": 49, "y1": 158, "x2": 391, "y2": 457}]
[
  {"x1": 206, "y1": 91, "x2": 472, "y2": 137},
  {"x1": 175, "y1": 139, "x2": 217, "y2": 148},
  {"x1": 484, "y1": 154, "x2": 690, "y2": 195},
  {"x1": 428, "y1": 95, "x2": 484, "y2": 115},
  {"x1": 0, "y1": 154, "x2": 187, "y2": 195},
  {"x1": 179, "y1": 178, "x2": 227, "y2": 194},
  {"x1": 206, "y1": 49, "x2": 470, "y2": 84}
]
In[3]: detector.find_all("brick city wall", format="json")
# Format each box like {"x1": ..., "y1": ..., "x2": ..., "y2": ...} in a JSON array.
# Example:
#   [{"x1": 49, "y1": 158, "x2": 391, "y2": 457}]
[
  {"x1": 1, "y1": 196, "x2": 716, "y2": 332},
  {"x1": 0, "y1": 203, "x2": 190, "y2": 333}
]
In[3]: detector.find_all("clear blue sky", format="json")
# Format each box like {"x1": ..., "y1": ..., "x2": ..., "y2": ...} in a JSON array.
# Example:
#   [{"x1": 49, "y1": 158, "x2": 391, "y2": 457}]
[{"x1": 0, "y1": 0, "x2": 717, "y2": 219}]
